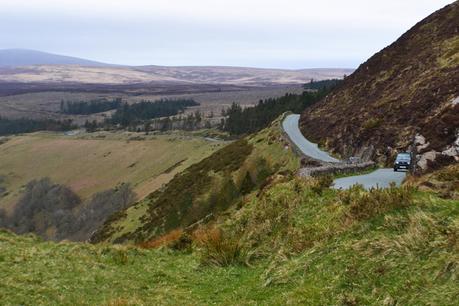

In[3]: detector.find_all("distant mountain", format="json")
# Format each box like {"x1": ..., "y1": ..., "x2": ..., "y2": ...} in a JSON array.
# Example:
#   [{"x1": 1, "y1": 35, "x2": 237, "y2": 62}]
[
  {"x1": 299, "y1": 2, "x2": 459, "y2": 170},
  {"x1": 0, "y1": 49, "x2": 109, "y2": 67}
]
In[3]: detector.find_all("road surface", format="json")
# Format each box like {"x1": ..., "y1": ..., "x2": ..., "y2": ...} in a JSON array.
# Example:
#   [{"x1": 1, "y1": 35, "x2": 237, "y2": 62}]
[
  {"x1": 282, "y1": 114, "x2": 406, "y2": 189},
  {"x1": 282, "y1": 114, "x2": 340, "y2": 163},
  {"x1": 332, "y1": 169, "x2": 406, "y2": 190}
]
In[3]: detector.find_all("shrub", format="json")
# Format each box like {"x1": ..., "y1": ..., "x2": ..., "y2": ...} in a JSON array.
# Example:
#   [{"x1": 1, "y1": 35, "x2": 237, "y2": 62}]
[
  {"x1": 71, "y1": 183, "x2": 136, "y2": 241},
  {"x1": 340, "y1": 183, "x2": 415, "y2": 221},
  {"x1": 6, "y1": 178, "x2": 81, "y2": 240},
  {"x1": 308, "y1": 175, "x2": 333, "y2": 195},
  {"x1": 362, "y1": 118, "x2": 382, "y2": 130},
  {"x1": 193, "y1": 227, "x2": 244, "y2": 266},
  {"x1": 0, "y1": 175, "x2": 5, "y2": 196}
]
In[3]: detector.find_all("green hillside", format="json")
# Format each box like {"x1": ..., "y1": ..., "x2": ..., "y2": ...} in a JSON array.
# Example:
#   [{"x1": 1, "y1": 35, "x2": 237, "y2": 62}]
[
  {"x1": 1, "y1": 175, "x2": 457, "y2": 305},
  {"x1": 92, "y1": 117, "x2": 300, "y2": 243}
]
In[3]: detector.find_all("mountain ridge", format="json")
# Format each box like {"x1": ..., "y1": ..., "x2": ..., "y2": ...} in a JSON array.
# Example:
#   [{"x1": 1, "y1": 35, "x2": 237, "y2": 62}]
[{"x1": 0, "y1": 49, "x2": 111, "y2": 67}]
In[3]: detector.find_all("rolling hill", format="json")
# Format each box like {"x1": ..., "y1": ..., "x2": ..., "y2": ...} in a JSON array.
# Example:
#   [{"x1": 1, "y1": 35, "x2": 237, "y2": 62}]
[
  {"x1": 0, "y1": 64, "x2": 352, "y2": 86},
  {"x1": 0, "y1": 49, "x2": 109, "y2": 67},
  {"x1": 0, "y1": 49, "x2": 353, "y2": 86},
  {"x1": 299, "y1": 2, "x2": 459, "y2": 170}
]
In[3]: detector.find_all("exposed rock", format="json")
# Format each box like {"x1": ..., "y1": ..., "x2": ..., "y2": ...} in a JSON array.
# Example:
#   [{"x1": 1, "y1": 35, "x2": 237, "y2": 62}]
[
  {"x1": 418, "y1": 151, "x2": 438, "y2": 171},
  {"x1": 415, "y1": 134, "x2": 430, "y2": 151},
  {"x1": 442, "y1": 130, "x2": 459, "y2": 160}
]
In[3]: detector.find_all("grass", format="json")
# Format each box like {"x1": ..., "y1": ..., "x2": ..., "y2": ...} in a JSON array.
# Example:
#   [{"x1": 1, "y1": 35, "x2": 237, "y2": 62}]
[
  {"x1": 0, "y1": 130, "x2": 226, "y2": 213},
  {"x1": 93, "y1": 118, "x2": 300, "y2": 244},
  {"x1": 1, "y1": 177, "x2": 457, "y2": 305}
]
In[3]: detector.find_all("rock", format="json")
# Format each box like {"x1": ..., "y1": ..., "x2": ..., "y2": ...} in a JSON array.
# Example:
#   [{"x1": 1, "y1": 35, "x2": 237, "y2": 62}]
[
  {"x1": 451, "y1": 96, "x2": 459, "y2": 106},
  {"x1": 442, "y1": 130, "x2": 459, "y2": 161},
  {"x1": 417, "y1": 150, "x2": 438, "y2": 170},
  {"x1": 415, "y1": 134, "x2": 430, "y2": 151}
]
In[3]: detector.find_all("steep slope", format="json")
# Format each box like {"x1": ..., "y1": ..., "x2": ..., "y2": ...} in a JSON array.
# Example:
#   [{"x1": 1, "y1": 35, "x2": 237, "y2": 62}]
[
  {"x1": 299, "y1": 2, "x2": 459, "y2": 170},
  {"x1": 0, "y1": 49, "x2": 109, "y2": 67},
  {"x1": 91, "y1": 118, "x2": 300, "y2": 243}
]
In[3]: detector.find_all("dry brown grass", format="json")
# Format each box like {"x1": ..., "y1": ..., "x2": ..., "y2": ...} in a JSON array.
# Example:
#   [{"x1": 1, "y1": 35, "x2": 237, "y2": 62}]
[
  {"x1": 138, "y1": 229, "x2": 185, "y2": 249},
  {"x1": 193, "y1": 227, "x2": 244, "y2": 266}
]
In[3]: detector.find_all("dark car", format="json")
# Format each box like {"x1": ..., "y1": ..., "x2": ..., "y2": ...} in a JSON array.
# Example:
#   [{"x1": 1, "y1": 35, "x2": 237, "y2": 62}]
[{"x1": 394, "y1": 152, "x2": 412, "y2": 172}]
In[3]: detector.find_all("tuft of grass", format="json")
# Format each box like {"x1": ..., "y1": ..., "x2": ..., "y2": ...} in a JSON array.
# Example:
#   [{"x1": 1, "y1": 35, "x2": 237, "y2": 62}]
[{"x1": 193, "y1": 227, "x2": 245, "y2": 267}]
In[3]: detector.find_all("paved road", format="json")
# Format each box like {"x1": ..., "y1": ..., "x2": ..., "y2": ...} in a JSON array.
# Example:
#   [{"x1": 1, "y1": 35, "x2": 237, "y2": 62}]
[
  {"x1": 282, "y1": 114, "x2": 406, "y2": 189},
  {"x1": 282, "y1": 114, "x2": 340, "y2": 163},
  {"x1": 332, "y1": 169, "x2": 406, "y2": 190}
]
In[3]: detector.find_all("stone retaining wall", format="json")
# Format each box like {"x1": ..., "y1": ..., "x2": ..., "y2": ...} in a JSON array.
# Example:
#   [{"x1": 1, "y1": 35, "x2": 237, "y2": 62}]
[{"x1": 298, "y1": 161, "x2": 376, "y2": 177}]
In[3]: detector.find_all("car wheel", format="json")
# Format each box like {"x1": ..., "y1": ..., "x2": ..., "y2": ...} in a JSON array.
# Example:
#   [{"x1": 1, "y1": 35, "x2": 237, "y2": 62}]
[{"x1": 394, "y1": 168, "x2": 397, "y2": 172}]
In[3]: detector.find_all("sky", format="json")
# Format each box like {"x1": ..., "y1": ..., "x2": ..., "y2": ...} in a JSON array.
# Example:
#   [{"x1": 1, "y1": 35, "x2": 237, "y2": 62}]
[{"x1": 0, "y1": 0, "x2": 453, "y2": 68}]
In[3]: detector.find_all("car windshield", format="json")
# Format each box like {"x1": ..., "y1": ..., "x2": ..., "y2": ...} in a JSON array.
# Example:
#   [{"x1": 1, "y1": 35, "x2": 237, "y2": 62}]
[{"x1": 396, "y1": 153, "x2": 411, "y2": 161}]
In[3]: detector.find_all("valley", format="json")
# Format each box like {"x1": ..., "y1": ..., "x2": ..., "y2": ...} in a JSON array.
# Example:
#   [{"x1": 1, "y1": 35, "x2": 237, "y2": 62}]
[
  {"x1": 0, "y1": 85, "x2": 305, "y2": 121},
  {"x1": 0, "y1": 1, "x2": 458, "y2": 305},
  {"x1": 0, "y1": 130, "x2": 226, "y2": 214}
]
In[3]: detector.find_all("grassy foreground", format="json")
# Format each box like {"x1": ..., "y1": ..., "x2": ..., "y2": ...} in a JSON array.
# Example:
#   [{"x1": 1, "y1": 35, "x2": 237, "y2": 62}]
[{"x1": 1, "y1": 177, "x2": 457, "y2": 305}]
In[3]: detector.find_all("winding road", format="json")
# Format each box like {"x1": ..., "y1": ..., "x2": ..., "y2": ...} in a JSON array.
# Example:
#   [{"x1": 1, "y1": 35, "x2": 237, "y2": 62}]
[
  {"x1": 282, "y1": 114, "x2": 340, "y2": 163},
  {"x1": 283, "y1": 114, "x2": 406, "y2": 189}
]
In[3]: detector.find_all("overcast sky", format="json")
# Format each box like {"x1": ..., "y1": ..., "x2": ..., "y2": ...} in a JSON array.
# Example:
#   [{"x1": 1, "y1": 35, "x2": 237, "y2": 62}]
[{"x1": 0, "y1": 0, "x2": 453, "y2": 68}]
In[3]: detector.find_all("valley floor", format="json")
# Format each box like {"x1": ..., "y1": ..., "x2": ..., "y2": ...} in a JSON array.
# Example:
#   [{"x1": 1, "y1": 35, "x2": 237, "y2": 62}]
[{"x1": 0, "y1": 130, "x2": 226, "y2": 213}]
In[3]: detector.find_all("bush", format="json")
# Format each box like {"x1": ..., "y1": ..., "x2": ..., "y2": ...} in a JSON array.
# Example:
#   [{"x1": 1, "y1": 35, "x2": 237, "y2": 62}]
[
  {"x1": 309, "y1": 175, "x2": 333, "y2": 195},
  {"x1": 0, "y1": 175, "x2": 6, "y2": 196},
  {"x1": 1, "y1": 178, "x2": 136, "y2": 241},
  {"x1": 71, "y1": 183, "x2": 137, "y2": 241},
  {"x1": 193, "y1": 227, "x2": 244, "y2": 266},
  {"x1": 6, "y1": 178, "x2": 81, "y2": 240},
  {"x1": 340, "y1": 183, "x2": 415, "y2": 221}
]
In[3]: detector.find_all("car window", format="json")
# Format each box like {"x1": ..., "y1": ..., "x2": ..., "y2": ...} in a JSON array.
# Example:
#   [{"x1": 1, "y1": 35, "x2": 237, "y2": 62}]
[{"x1": 396, "y1": 154, "x2": 411, "y2": 160}]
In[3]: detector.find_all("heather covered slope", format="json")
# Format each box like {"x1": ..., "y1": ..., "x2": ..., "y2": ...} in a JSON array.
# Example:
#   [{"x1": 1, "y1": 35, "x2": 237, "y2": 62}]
[{"x1": 300, "y1": 2, "x2": 459, "y2": 169}]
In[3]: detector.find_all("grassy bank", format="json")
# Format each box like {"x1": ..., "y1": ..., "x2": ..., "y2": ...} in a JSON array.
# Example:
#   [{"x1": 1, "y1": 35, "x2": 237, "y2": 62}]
[{"x1": 1, "y1": 176, "x2": 457, "y2": 305}]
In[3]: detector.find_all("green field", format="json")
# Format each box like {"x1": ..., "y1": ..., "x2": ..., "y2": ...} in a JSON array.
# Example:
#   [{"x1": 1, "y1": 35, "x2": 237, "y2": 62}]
[{"x1": 0, "y1": 131, "x2": 226, "y2": 213}]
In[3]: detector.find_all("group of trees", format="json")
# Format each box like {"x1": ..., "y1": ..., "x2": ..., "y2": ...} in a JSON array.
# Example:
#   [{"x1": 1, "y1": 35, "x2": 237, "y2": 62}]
[
  {"x1": 145, "y1": 110, "x2": 211, "y2": 132},
  {"x1": 221, "y1": 80, "x2": 342, "y2": 135},
  {"x1": 0, "y1": 116, "x2": 76, "y2": 136},
  {"x1": 110, "y1": 99, "x2": 199, "y2": 126},
  {"x1": 303, "y1": 78, "x2": 343, "y2": 91},
  {"x1": 60, "y1": 98, "x2": 122, "y2": 115},
  {"x1": 221, "y1": 90, "x2": 326, "y2": 135},
  {"x1": 0, "y1": 178, "x2": 136, "y2": 241}
]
